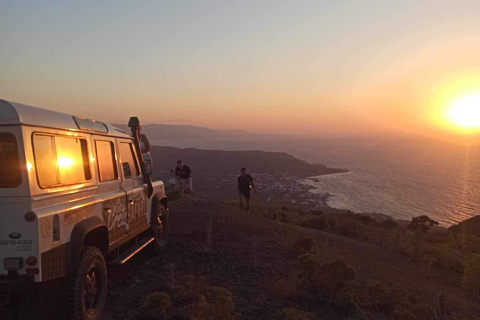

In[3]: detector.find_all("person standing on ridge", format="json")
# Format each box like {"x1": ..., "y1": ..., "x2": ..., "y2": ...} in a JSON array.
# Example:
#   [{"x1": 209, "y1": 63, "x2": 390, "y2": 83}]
[
  {"x1": 139, "y1": 126, "x2": 152, "y2": 175},
  {"x1": 175, "y1": 160, "x2": 193, "y2": 194},
  {"x1": 168, "y1": 169, "x2": 176, "y2": 191},
  {"x1": 238, "y1": 167, "x2": 256, "y2": 211}
]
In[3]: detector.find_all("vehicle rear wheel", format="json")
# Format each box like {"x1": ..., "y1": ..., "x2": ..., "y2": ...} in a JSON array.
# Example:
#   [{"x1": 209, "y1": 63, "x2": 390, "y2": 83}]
[
  {"x1": 67, "y1": 246, "x2": 107, "y2": 320},
  {"x1": 152, "y1": 202, "x2": 169, "y2": 253}
]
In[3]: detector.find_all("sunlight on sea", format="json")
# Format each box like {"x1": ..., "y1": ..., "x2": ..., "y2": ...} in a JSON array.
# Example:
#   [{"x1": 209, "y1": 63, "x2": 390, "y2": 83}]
[{"x1": 153, "y1": 135, "x2": 480, "y2": 226}]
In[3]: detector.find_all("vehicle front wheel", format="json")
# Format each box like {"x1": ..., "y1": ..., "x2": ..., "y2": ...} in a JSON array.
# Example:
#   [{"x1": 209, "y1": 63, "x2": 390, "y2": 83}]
[
  {"x1": 152, "y1": 202, "x2": 169, "y2": 253},
  {"x1": 67, "y1": 246, "x2": 107, "y2": 320}
]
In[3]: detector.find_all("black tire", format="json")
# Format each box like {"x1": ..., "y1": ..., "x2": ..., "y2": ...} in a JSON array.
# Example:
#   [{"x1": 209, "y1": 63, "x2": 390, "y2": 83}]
[
  {"x1": 67, "y1": 246, "x2": 107, "y2": 320},
  {"x1": 152, "y1": 200, "x2": 169, "y2": 253}
]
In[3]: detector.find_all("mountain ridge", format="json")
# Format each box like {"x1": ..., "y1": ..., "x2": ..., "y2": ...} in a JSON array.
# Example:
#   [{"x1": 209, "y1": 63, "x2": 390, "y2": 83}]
[
  {"x1": 149, "y1": 145, "x2": 347, "y2": 177},
  {"x1": 113, "y1": 123, "x2": 253, "y2": 140}
]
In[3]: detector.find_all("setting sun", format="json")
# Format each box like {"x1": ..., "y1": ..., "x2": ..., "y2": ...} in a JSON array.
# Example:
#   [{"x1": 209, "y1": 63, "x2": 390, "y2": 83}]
[{"x1": 447, "y1": 94, "x2": 480, "y2": 129}]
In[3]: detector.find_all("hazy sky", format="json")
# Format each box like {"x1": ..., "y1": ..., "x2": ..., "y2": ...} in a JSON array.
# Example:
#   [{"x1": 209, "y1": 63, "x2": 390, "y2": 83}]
[{"x1": 1, "y1": 0, "x2": 480, "y2": 136}]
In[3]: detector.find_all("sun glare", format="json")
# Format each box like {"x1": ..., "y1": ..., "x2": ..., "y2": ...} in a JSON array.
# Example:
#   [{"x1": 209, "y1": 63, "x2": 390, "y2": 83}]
[
  {"x1": 447, "y1": 94, "x2": 480, "y2": 129},
  {"x1": 57, "y1": 157, "x2": 74, "y2": 169}
]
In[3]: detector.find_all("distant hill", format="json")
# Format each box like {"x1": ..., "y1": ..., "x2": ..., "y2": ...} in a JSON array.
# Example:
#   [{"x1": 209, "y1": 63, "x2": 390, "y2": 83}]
[
  {"x1": 113, "y1": 123, "x2": 252, "y2": 140},
  {"x1": 150, "y1": 145, "x2": 347, "y2": 177}
]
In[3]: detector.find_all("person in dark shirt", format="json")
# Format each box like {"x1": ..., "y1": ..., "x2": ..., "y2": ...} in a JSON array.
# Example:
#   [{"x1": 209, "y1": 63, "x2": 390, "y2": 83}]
[
  {"x1": 175, "y1": 160, "x2": 192, "y2": 194},
  {"x1": 139, "y1": 129, "x2": 152, "y2": 176},
  {"x1": 238, "y1": 167, "x2": 256, "y2": 211}
]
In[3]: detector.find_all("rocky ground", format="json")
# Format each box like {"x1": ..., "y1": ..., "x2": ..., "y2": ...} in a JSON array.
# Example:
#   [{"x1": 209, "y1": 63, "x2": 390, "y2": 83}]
[
  {"x1": 3, "y1": 196, "x2": 480, "y2": 319},
  {"x1": 103, "y1": 197, "x2": 480, "y2": 319}
]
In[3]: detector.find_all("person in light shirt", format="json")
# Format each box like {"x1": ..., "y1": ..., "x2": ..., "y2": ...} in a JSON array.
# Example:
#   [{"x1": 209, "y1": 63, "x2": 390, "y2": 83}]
[{"x1": 174, "y1": 160, "x2": 192, "y2": 194}]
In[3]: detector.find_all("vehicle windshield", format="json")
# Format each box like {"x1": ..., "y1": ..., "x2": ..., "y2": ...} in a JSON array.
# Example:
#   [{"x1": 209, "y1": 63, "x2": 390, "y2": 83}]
[{"x1": 0, "y1": 133, "x2": 22, "y2": 188}]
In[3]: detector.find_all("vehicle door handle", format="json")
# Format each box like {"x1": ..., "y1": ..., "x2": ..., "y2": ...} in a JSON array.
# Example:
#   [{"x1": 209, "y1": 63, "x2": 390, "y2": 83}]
[
  {"x1": 104, "y1": 207, "x2": 113, "y2": 214},
  {"x1": 128, "y1": 200, "x2": 135, "y2": 205}
]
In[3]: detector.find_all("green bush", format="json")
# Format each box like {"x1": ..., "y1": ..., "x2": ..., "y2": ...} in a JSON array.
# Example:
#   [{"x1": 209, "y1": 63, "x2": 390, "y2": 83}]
[
  {"x1": 283, "y1": 308, "x2": 314, "y2": 320},
  {"x1": 142, "y1": 275, "x2": 236, "y2": 320},
  {"x1": 396, "y1": 231, "x2": 416, "y2": 257},
  {"x1": 380, "y1": 219, "x2": 398, "y2": 230},
  {"x1": 357, "y1": 214, "x2": 374, "y2": 225},
  {"x1": 176, "y1": 275, "x2": 207, "y2": 301},
  {"x1": 462, "y1": 254, "x2": 480, "y2": 295},
  {"x1": 451, "y1": 234, "x2": 480, "y2": 255},
  {"x1": 293, "y1": 236, "x2": 313, "y2": 255},
  {"x1": 318, "y1": 259, "x2": 356, "y2": 294},
  {"x1": 204, "y1": 287, "x2": 235, "y2": 320},
  {"x1": 273, "y1": 279, "x2": 295, "y2": 298},
  {"x1": 296, "y1": 254, "x2": 357, "y2": 312},
  {"x1": 300, "y1": 217, "x2": 326, "y2": 230},
  {"x1": 465, "y1": 235, "x2": 480, "y2": 254},
  {"x1": 364, "y1": 282, "x2": 432, "y2": 320},
  {"x1": 138, "y1": 292, "x2": 173, "y2": 320},
  {"x1": 423, "y1": 244, "x2": 465, "y2": 274},
  {"x1": 337, "y1": 220, "x2": 361, "y2": 239}
]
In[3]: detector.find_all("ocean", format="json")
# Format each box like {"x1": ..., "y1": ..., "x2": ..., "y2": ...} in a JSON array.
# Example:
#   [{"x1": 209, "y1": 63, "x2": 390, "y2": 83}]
[{"x1": 152, "y1": 135, "x2": 480, "y2": 226}]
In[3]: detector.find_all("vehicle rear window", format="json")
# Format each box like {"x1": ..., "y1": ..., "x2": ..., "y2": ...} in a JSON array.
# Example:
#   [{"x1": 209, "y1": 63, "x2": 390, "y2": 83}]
[
  {"x1": 0, "y1": 133, "x2": 22, "y2": 187},
  {"x1": 119, "y1": 142, "x2": 140, "y2": 178},
  {"x1": 33, "y1": 134, "x2": 91, "y2": 188},
  {"x1": 95, "y1": 140, "x2": 118, "y2": 182}
]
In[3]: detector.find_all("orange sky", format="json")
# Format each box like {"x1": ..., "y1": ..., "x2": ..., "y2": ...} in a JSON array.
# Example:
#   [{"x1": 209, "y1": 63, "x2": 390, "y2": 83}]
[{"x1": 1, "y1": 1, "x2": 480, "y2": 137}]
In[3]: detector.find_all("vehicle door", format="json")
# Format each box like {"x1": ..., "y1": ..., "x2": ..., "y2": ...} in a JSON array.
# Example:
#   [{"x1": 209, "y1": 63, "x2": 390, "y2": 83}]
[
  {"x1": 117, "y1": 139, "x2": 148, "y2": 235},
  {"x1": 92, "y1": 137, "x2": 127, "y2": 246}
]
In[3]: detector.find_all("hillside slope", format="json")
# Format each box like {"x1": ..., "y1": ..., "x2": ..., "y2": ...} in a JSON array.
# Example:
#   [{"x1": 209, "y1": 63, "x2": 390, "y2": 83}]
[{"x1": 103, "y1": 198, "x2": 480, "y2": 320}]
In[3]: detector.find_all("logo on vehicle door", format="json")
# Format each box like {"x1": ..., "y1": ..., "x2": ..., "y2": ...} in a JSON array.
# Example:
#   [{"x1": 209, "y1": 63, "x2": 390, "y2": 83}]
[{"x1": 9, "y1": 232, "x2": 22, "y2": 240}]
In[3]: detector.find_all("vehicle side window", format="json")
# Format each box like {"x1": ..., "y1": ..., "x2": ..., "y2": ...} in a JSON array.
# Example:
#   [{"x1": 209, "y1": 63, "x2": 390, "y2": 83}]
[
  {"x1": 119, "y1": 142, "x2": 140, "y2": 178},
  {"x1": 33, "y1": 134, "x2": 91, "y2": 188},
  {"x1": 0, "y1": 133, "x2": 22, "y2": 188},
  {"x1": 95, "y1": 140, "x2": 118, "y2": 182}
]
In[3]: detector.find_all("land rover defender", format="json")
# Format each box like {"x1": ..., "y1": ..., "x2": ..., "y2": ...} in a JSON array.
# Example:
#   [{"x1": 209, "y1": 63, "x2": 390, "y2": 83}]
[{"x1": 0, "y1": 100, "x2": 169, "y2": 319}]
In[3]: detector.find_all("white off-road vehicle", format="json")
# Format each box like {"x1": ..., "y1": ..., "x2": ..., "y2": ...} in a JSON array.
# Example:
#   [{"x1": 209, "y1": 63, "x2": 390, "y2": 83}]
[{"x1": 0, "y1": 100, "x2": 169, "y2": 319}]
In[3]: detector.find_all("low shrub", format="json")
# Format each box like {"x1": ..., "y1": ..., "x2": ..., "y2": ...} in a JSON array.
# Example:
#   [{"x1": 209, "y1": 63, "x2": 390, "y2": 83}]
[
  {"x1": 283, "y1": 308, "x2": 314, "y2": 320},
  {"x1": 364, "y1": 282, "x2": 433, "y2": 320},
  {"x1": 139, "y1": 276, "x2": 236, "y2": 320},
  {"x1": 450, "y1": 234, "x2": 480, "y2": 255},
  {"x1": 297, "y1": 254, "x2": 357, "y2": 312},
  {"x1": 396, "y1": 231, "x2": 416, "y2": 257},
  {"x1": 204, "y1": 287, "x2": 235, "y2": 320},
  {"x1": 138, "y1": 292, "x2": 173, "y2": 320},
  {"x1": 380, "y1": 219, "x2": 398, "y2": 229},
  {"x1": 462, "y1": 254, "x2": 480, "y2": 296},
  {"x1": 293, "y1": 236, "x2": 313, "y2": 255},
  {"x1": 423, "y1": 244, "x2": 465, "y2": 274},
  {"x1": 357, "y1": 214, "x2": 374, "y2": 225},
  {"x1": 175, "y1": 275, "x2": 207, "y2": 301},
  {"x1": 318, "y1": 259, "x2": 356, "y2": 295},
  {"x1": 273, "y1": 279, "x2": 295, "y2": 298},
  {"x1": 300, "y1": 217, "x2": 325, "y2": 230},
  {"x1": 337, "y1": 220, "x2": 361, "y2": 239}
]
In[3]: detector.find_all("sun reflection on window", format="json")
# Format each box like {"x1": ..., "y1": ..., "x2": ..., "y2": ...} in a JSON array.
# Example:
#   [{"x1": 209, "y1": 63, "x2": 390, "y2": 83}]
[{"x1": 57, "y1": 157, "x2": 74, "y2": 169}]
